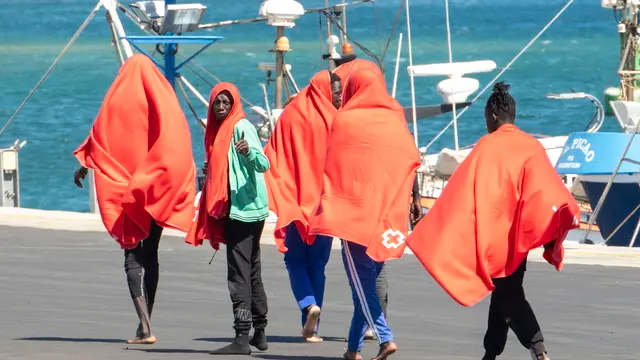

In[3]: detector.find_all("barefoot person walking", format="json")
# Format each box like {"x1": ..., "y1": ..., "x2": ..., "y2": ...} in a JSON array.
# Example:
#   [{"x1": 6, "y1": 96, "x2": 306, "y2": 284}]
[{"x1": 73, "y1": 54, "x2": 196, "y2": 345}]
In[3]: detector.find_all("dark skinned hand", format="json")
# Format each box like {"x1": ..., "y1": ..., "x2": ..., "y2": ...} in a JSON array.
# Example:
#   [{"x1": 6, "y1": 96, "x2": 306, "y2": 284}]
[
  {"x1": 410, "y1": 197, "x2": 423, "y2": 226},
  {"x1": 235, "y1": 132, "x2": 249, "y2": 155},
  {"x1": 73, "y1": 166, "x2": 88, "y2": 188}
]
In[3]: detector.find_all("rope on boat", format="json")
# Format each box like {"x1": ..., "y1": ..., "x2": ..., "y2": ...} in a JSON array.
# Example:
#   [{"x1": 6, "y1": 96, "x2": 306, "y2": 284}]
[
  {"x1": 0, "y1": 2, "x2": 102, "y2": 138},
  {"x1": 422, "y1": 0, "x2": 577, "y2": 153}
]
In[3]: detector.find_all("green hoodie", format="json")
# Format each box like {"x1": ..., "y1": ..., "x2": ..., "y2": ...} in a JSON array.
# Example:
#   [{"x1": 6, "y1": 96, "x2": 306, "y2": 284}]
[{"x1": 227, "y1": 118, "x2": 270, "y2": 222}]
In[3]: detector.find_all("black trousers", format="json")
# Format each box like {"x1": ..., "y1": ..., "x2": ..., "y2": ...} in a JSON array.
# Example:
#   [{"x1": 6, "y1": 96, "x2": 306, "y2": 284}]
[
  {"x1": 225, "y1": 219, "x2": 268, "y2": 335},
  {"x1": 376, "y1": 262, "x2": 388, "y2": 317},
  {"x1": 484, "y1": 258, "x2": 546, "y2": 356},
  {"x1": 124, "y1": 221, "x2": 163, "y2": 311}
]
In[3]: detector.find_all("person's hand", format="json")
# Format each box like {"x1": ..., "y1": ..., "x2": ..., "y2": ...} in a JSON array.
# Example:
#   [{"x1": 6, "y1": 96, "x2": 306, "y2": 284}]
[
  {"x1": 73, "y1": 166, "x2": 88, "y2": 188},
  {"x1": 234, "y1": 132, "x2": 249, "y2": 155},
  {"x1": 410, "y1": 197, "x2": 423, "y2": 225}
]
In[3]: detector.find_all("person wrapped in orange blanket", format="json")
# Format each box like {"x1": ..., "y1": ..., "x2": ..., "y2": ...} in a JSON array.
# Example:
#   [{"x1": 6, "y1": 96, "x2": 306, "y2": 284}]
[
  {"x1": 332, "y1": 58, "x2": 421, "y2": 343},
  {"x1": 186, "y1": 82, "x2": 271, "y2": 356},
  {"x1": 308, "y1": 61, "x2": 421, "y2": 360},
  {"x1": 406, "y1": 82, "x2": 580, "y2": 360},
  {"x1": 72, "y1": 54, "x2": 196, "y2": 344},
  {"x1": 264, "y1": 70, "x2": 342, "y2": 343}
]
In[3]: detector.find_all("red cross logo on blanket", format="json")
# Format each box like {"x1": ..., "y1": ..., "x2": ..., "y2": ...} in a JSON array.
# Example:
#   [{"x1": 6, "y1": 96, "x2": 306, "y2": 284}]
[{"x1": 381, "y1": 229, "x2": 406, "y2": 249}]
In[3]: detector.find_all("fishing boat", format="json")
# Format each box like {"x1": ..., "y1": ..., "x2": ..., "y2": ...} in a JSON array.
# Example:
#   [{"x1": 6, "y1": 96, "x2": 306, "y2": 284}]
[{"x1": 552, "y1": 0, "x2": 640, "y2": 247}]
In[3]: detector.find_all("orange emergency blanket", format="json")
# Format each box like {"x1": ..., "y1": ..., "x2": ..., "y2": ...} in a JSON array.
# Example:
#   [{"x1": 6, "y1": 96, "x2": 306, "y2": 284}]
[
  {"x1": 406, "y1": 124, "x2": 580, "y2": 306},
  {"x1": 186, "y1": 82, "x2": 245, "y2": 249},
  {"x1": 308, "y1": 64, "x2": 421, "y2": 262},
  {"x1": 73, "y1": 54, "x2": 196, "y2": 249},
  {"x1": 264, "y1": 71, "x2": 337, "y2": 252}
]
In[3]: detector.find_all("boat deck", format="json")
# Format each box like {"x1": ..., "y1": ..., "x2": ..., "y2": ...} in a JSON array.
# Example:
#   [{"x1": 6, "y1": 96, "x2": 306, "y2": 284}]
[{"x1": 0, "y1": 208, "x2": 639, "y2": 359}]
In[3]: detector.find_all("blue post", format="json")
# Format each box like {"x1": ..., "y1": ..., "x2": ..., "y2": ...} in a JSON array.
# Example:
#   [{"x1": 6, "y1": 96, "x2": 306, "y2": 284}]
[{"x1": 164, "y1": 0, "x2": 176, "y2": 87}]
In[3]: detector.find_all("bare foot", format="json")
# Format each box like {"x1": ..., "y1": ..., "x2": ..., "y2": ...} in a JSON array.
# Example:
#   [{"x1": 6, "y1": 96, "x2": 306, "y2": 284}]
[
  {"x1": 126, "y1": 335, "x2": 156, "y2": 345},
  {"x1": 343, "y1": 350, "x2": 363, "y2": 360},
  {"x1": 371, "y1": 341, "x2": 397, "y2": 360},
  {"x1": 305, "y1": 334, "x2": 323, "y2": 343},
  {"x1": 364, "y1": 328, "x2": 375, "y2": 340},
  {"x1": 302, "y1": 305, "x2": 321, "y2": 339}
]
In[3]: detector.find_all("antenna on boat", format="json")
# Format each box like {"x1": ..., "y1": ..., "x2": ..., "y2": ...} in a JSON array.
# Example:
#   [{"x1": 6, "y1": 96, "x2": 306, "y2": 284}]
[{"x1": 259, "y1": 0, "x2": 304, "y2": 110}]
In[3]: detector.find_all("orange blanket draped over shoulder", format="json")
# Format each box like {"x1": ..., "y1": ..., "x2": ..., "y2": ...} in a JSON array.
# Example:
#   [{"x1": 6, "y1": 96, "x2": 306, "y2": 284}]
[
  {"x1": 406, "y1": 124, "x2": 580, "y2": 307},
  {"x1": 185, "y1": 82, "x2": 245, "y2": 249},
  {"x1": 73, "y1": 54, "x2": 196, "y2": 249},
  {"x1": 264, "y1": 71, "x2": 336, "y2": 252},
  {"x1": 308, "y1": 62, "x2": 421, "y2": 262}
]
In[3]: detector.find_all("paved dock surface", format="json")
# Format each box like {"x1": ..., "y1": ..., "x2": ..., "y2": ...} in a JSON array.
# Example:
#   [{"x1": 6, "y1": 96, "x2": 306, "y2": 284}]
[{"x1": 1, "y1": 225, "x2": 639, "y2": 360}]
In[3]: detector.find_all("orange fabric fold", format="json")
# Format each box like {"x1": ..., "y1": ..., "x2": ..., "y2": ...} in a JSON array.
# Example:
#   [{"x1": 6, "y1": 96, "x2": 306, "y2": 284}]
[
  {"x1": 333, "y1": 59, "x2": 405, "y2": 117},
  {"x1": 308, "y1": 62, "x2": 421, "y2": 262},
  {"x1": 264, "y1": 71, "x2": 336, "y2": 252},
  {"x1": 186, "y1": 82, "x2": 245, "y2": 249},
  {"x1": 406, "y1": 124, "x2": 580, "y2": 307},
  {"x1": 73, "y1": 54, "x2": 196, "y2": 249}
]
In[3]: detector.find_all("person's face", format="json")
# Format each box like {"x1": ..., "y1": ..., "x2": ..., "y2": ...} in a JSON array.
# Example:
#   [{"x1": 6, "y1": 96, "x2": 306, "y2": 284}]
[
  {"x1": 213, "y1": 92, "x2": 233, "y2": 121},
  {"x1": 484, "y1": 106, "x2": 498, "y2": 134},
  {"x1": 331, "y1": 80, "x2": 342, "y2": 109}
]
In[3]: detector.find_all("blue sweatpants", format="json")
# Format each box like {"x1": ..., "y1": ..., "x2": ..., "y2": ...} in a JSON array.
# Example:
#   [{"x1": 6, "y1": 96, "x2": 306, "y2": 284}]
[
  {"x1": 341, "y1": 239, "x2": 393, "y2": 352},
  {"x1": 284, "y1": 223, "x2": 333, "y2": 331}
]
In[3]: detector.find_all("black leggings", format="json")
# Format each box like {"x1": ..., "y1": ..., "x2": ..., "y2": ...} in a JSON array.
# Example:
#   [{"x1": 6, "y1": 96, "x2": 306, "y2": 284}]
[
  {"x1": 377, "y1": 262, "x2": 388, "y2": 317},
  {"x1": 124, "y1": 221, "x2": 163, "y2": 312},
  {"x1": 484, "y1": 258, "x2": 545, "y2": 356}
]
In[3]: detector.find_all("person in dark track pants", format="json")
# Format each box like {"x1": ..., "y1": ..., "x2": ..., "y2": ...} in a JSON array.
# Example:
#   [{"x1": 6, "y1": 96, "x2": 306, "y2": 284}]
[{"x1": 186, "y1": 82, "x2": 271, "y2": 356}]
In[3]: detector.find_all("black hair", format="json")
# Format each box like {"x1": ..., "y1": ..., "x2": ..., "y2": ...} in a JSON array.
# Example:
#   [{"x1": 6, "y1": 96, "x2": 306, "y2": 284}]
[
  {"x1": 329, "y1": 71, "x2": 341, "y2": 84},
  {"x1": 486, "y1": 81, "x2": 516, "y2": 123}
]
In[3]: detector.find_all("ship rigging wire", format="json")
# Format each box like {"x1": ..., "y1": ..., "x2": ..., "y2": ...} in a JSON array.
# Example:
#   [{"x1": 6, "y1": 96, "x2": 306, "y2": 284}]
[
  {"x1": 0, "y1": 2, "x2": 102, "y2": 138},
  {"x1": 423, "y1": 0, "x2": 577, "y2": 153}
]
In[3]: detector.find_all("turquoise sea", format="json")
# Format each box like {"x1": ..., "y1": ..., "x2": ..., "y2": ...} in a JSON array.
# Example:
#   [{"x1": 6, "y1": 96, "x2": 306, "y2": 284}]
[{"x1": 0, "y1": 0, "x2": 622, "y2": 212}]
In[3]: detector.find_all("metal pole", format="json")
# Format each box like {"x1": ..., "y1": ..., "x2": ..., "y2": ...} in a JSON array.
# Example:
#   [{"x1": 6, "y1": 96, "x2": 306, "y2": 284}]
[
  {"x1": 101, "y1": 0, "x2": 134, "y2": 57},
  {"x1": 325, "y1": 0, "x2": 336, "y2": 71},
  {"x1": 164, "y1": 0, "x2": 176, "y2": 87},
  {"x1": 444, "y1": 0, "x2": 458, "y2": 151},
  {"x1": 405, "y1": 0, "x2": 418, "y2": 147},
  {"x1": 391, "y1": 32, "x2": 403, "y2": 99},
  {"x1": 629, "y1": 214, "x2": 640, "y2": 247},
  {"x1": 341, "y1": 0, "x2": 348, "y2": 44},
  {"x1": 106, "y1": 12, "x2": 125, "y2": 66},
  {"x1": 275, "y1": 26, "x2": 285, "y2": 109}
]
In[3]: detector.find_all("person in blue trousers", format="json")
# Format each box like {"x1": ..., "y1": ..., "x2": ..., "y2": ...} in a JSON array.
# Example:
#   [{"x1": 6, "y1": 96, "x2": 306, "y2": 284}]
[
  {"x1": 263, "y1": 71, "x2": 344, "y2": 342},
  {"x1": 284, "y1": 226, "x2": 334, "y2": 342},
  {"x1": 341, "y1": 240, "x2": 397, "y2": 360}
]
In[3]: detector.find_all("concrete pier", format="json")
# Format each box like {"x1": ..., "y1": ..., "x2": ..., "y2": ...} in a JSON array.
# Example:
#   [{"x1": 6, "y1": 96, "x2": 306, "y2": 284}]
[{"x1": 0, "y1": 207, "x2": 639, "y2": 359}]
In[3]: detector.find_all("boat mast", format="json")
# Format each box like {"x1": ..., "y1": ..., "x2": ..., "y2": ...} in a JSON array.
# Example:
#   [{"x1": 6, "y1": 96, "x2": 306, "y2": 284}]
[
  {"x1": 164, "y1": 0, "x2": 177, "y2": 87},
  {"x1": 274, "y1": 26, "x2": 288, "y2": 109},
  {"x1": 326, "y1": 0, "x2": 336, "y2": 71}
]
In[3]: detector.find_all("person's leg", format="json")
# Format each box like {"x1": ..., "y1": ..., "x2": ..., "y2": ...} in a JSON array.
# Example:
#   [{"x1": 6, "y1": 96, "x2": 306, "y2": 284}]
[
  {"x1": 306, "y1": 235, "x2": 333, "y2": 340},
  {"x1": 141, "y1": 221, "x2": 163, "y2": 316},
  {"x1": 482, "y1": 290, "x2": 510, "y2": 359},
  {"x1": 283, "y1": 223, "x2": 319, "y2": 335},
  {"x1": 500, "y1": 259, "x2": 547, "y2": 359},
  {"x1": 124, "y1": 242, "x2": 155, "y2": 344},
  {"x1": 366, "y1": 261, "x2": 389, "y2": 340},
  {"x1": 341, "y1": 240, "x2": 396, "y2": 360},
  {"x1": 249, "y1": 220, "x2": 269, "y2": 351},
  {"x1": 133, "y1": 222, "x2": 163, "y2": 339},
  {"x1": 210, "y1": 219, "x2": 254, "y2": 355}
]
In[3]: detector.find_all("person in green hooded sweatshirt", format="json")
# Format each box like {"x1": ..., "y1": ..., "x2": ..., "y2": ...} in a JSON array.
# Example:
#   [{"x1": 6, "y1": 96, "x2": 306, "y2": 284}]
[{"x1": 187, "y1": 82, "x2": 270, "y2": 356}]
